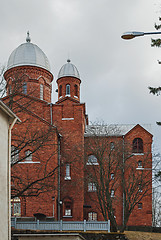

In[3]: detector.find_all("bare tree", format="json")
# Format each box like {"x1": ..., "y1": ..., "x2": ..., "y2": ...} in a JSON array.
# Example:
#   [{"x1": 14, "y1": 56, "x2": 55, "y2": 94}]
[
  {"x1": 1, "y1": 72, "x2": 59, "y2": 200},
  {"x1": 152, "y1": 188, "x2": 161, "y2": 227},
  {"x1": 84, "y1": 123, "x2": 153, "y2": 232}
]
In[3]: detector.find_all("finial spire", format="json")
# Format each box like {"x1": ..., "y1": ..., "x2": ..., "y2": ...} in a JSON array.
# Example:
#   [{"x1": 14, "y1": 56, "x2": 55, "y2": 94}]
[
  {"x1": 67, "y1": 59, "x2": 71, "y2": 63},
  {"x1": 26, "y1": 31, "x2": 31, "y2": 43}
]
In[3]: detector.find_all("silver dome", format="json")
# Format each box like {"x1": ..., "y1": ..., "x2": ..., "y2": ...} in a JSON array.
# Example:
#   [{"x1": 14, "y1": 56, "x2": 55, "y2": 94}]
[
  {"x1": 58, "y1": 59, "x2": 80, "y2": 79},
  {"x1": 7, "y1": 34, "x2": 50, "y2": 72}
]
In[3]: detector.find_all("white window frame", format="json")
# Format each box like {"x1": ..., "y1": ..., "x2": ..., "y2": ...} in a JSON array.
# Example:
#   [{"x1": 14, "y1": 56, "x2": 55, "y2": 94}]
[
  {"x1": 65, "y1": 164, "x2": 71, "y2": 180},
  {"x1": 87, "y1": 155, "x2": 98, "y2": 165},
  {"x1": 11, "y1": 198, "x2": 21, "y2": 217},
  {"x1": 23, "y1": 82, "x2": 27, "y2": 94},
  {"x1": 88, "y1": 182, "x2": 97, "y2": 192},
  {"x1": 65, "y1": 209, "x2": 72, "y2": 216},
  {"x1": 25, "y1": 150, "x2": 32, "y2": 162},
  {"x1": 111, "y1": 189, "x2": 115, "y2": 197},
  {"x1": 88, "y1": 212, "x2": 97, "y2": 221},
  {"x1": 111, "y1": 173, "x2": 115, "y2": 180},
  {"x1": 40, "y1": 84, "x2": 44, "y2": 100},
  {"x1": 11, "y1": 146, "x2": 19, "y2": 164},
  {"x1": 66, "y1": 84, "x2": 70, "y2": 96}
]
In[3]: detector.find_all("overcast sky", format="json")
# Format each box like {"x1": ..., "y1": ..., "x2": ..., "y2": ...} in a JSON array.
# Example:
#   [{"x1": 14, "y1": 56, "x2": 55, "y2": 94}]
[{"x1": 1, "y1": 0, "x2": 161, "y2": 151}]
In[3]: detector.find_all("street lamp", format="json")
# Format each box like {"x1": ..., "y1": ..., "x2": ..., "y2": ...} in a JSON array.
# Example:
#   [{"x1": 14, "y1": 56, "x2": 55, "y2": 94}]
[{"x1": 121, "y1": 31, "x2": 161, "y2": 40}]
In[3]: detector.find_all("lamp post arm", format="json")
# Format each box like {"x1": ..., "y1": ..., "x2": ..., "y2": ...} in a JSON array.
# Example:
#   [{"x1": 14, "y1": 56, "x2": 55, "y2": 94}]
[{"x1": 121, "y1": 31, "x2": 161, "y2": 40}]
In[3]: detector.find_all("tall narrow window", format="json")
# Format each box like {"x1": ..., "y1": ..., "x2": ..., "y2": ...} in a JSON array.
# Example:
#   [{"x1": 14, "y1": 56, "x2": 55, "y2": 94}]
[
  {"x1": 22, "y1": 82, "x2": 27, "y2": 94},
  {"x1": 11, "y1": 198, "x2": 21, "y2": 216},
  {"x1": 63, "y1": 198, "x2": 73, "y2": 217},
  {"x1": 66, "y1": 84, "x2": 70, "y2": 95},
  {"x1": 40, "y1": 84, "x2": 43, "y2": 100},
  {"x1": 59, "y1": 85, "x2": 62, "y2": 97},
  {"x1": 25, "y1": 150, "x2": 32, "y2": 162},
  {"x1": 111, "y1": 189, "x2": 115, "y2": 197},
  {"x1": 74, "y1": 84, "x2": 78, "y2": 97},
  {"x1": 11, "y1": 146, "x2": 19, "y2": 164},
  {"x1": 133, "y1": 138, "x2": 143, "y2": 153},
  {"x1": 65, "y1": 164, "x2": 71, "y2": 180}
]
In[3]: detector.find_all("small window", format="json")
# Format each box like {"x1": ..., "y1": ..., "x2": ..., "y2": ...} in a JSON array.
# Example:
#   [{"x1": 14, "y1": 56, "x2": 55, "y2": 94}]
[
  {"x1": 138, "y1": 202, "x2": 142, "y2": 209},
  {"x1": 66, "y1": 84, "x2": 70, "y2": 95},
  {"x1": 87, "y1": 155, "x2": 98, "y2": 165},
  {"x1": 65, "y1": 164, "x2": 71, "y2": 180},
  {"x1": 59, "y1": 85, "x2": 62, "y2": 97},
  {"x1": 133, "y1": 138, "x2": 143, "y2": 153},
  {"x1": 110, "y1": 142, "x2": 115, "y2": 150},
  {"x1": 11, "y1": 146, "x2": 19, "y2": 164},
  {"x1": 88, "y1": 182, "x2": 97, "y2": 192},
  {"x1": 111, "y1": 173, "x2": 114, "y2": 180},
  {"x1": 88, "y1": 212, "x2": 97, "y2": 221},
  {"x1": 9, "y1": 85, "x2": 12, "y2": 94},
  {"x1": 63, "y1": 198, "x2": 72, "y2": 217},
  {"x1": 22, "y1": 82, "x2": 27, "y2": 94},
  {"x1": 25, "y1": 150, "x2": 32, "y2": 162},
  {"x1": 74, "y1": 84, "x2": 78, "y2": 97},
  {"x1": 138, "y1": 160, "x2": 142, "y2": 168},
  {"x1": 40, "y1": 84, "x2": 43, "y2": 100},
  {"x1": 11, "y1": 198, "x2": 21, "y2": 216},
  {"x1": 111, "y1": 189, "x2": 115, "y2": 197},
  {"x1": 138, "y1": 184, "x2": 142, "y2": 192}
]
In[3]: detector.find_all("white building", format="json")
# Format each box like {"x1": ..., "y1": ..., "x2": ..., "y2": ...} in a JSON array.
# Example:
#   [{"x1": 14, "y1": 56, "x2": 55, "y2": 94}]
[{"x1": 0, "y1": 100, "x2": 19, "y2": 240}]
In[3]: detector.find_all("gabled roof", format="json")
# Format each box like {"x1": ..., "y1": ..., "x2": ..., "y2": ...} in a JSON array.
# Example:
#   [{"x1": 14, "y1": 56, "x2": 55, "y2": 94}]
[
  {"x1": 0, "y1": 100, "x2": 20, "y2": 123},
  {"x1": 84, "y1": 124, "x2": 152, "y2": 137}
]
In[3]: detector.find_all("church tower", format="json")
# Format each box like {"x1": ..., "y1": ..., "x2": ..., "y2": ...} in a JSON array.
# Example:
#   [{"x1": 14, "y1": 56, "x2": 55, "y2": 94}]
[
  {"x1": 4, "y1": 32, "x2": 53, "y2": 103},
  {"x1": 57, "y1": 59, "x2": 81, "y2": 103}
]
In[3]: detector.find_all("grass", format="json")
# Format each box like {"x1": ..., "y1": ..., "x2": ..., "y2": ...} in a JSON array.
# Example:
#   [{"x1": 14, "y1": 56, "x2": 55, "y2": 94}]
[{"x1": 125, "y1": 231, "x2": 161, "y2": 240}]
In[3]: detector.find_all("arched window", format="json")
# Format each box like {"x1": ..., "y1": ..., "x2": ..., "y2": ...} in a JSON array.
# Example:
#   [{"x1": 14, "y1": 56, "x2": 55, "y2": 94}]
[
  {"x1": 59, "y1": 85, "x2": 62, "y2": 97},
  {"x1": 22, "y1": 82, "x2": 27, "y2": 94},
  {"x1": 132, "y1": 138, "x2": 143, "y2": 153},
  {"x1": 66, "y1": 84, "x2": 70, "y2": 95},
  {"x1": 88, "y1": 212, "x2": 97, "y2": 221},
  {"x1": 74, "y1": 84, "x2": 78, "y2": 97},
  {"x1": 87, "y1": 155, "x2": 98, "y2": 165},
  {"x1": 11, "y1": 197, "x2": 21, "y2": 216}
]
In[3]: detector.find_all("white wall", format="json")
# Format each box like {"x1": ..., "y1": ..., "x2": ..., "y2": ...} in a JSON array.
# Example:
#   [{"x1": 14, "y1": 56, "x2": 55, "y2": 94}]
[{"x1": 0, "y1": 109, "x2": 10, "y2": 240}]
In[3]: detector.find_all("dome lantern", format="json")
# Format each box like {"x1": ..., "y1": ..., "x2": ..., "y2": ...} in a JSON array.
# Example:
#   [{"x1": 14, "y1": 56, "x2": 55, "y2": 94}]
[{"x1": 6, "y1": 32, "x2": 51, "y2": 72}]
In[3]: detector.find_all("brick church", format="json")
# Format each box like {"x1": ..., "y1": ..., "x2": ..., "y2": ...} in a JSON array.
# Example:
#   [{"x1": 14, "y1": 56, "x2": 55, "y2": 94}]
[{"x1": 2, "y1": 33, "x2": 153, "y2": 228}]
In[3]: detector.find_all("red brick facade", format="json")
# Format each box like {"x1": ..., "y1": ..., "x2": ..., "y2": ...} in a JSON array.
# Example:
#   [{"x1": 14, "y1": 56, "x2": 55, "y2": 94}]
[{"x1": 2, "y1": 42, "x2": 152, "y2": 228}]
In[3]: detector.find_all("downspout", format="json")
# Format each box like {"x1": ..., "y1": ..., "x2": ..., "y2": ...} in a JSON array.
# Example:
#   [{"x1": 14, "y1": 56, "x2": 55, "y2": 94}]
[
  {"x1": 122, "y1": 135, "x2": 125, "y2": 227},
  {"x1": 50, "y1": 103, "x2": 53, "y2": 125},
  {"x1": 57, "y1": 134, "x2": 61, "y2": 221},
  {"x1": 8, "y1": 117, "x2": 18, "y2": 240}
]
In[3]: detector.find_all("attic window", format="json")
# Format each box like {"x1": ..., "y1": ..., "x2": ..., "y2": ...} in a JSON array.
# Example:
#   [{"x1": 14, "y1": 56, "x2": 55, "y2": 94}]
[{"x1": 132, "y1": 138, "x2": 143, "y2": 153}]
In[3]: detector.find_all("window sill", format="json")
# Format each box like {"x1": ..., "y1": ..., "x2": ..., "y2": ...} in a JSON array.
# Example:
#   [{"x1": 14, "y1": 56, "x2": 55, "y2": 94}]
[
  {"x1": 64, "y1": 176, "x2": 71, "y2": 180},
  {"x1": 133, "y1": 153, "x2": 144, "y2": 155},
  {"x1": 63, "y1": 215, "x2": 73, "y2": 218},
  {"x1": 136, "y1": 167, "x2": 144, "y2": 170},
  {"x1": 18, "y1": 161, "x2": 40, "y2": 164},
  {"x1": 86, "y1": 163, "x2": 99, "y2": 166}
]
